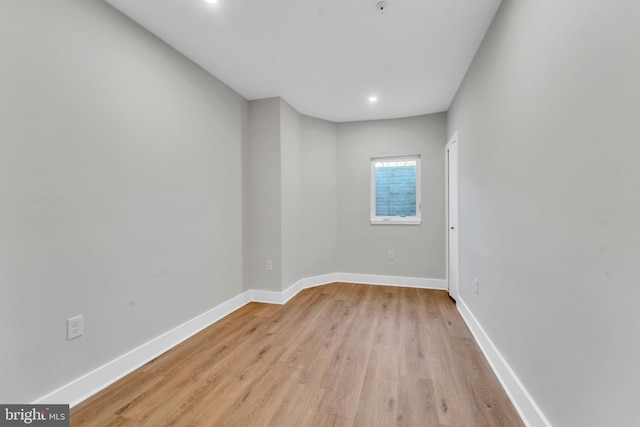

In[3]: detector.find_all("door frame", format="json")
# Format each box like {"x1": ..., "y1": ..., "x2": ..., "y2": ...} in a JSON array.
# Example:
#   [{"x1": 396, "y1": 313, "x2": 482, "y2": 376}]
[{"x1": 445, "y1": 132, "x2": 460, "y2": 301}]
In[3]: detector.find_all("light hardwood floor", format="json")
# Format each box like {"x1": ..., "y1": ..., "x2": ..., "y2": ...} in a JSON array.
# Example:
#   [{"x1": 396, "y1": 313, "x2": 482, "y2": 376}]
[{"x1": 71, "y1": 283, "x2": 524, "y2": 426}]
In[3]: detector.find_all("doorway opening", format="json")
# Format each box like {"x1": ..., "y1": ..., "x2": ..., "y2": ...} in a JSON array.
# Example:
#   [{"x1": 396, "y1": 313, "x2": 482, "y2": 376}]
[{"x1": 446, "y1": 132, "x2": 459, "y2": 301}]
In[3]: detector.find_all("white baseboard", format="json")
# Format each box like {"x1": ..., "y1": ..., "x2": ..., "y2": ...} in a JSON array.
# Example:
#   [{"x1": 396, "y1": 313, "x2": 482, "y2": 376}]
[
  {"x1": 34, "y1": 291, "x2": 252, "y2": 408},
  {"x1": 334, "y1": 272, "x2": 447, "y2": 290},
  {"x1": 250, "y1": 273, "x2": 446, "y2": 304},
  {"x1": 457, "y1": 298, "x2": 552, "y2": 427},
  {"x1": 34, "y1": 273, "x2": 446, "y2": 408},
  {"x1": 247, "y1": 289, "x2": 285, "y2": 304}
]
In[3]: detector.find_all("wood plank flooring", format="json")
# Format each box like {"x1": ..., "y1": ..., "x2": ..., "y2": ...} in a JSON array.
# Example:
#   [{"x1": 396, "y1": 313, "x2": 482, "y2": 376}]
[{"x1": 71, "y1": 283, "x2": 524, "y2": 426}]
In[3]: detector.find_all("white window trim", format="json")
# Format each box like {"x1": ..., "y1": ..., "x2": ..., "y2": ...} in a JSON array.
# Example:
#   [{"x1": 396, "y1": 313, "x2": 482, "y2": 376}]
[{"x1": 370, "y1": 155, "x2": 422, "y2": 225}]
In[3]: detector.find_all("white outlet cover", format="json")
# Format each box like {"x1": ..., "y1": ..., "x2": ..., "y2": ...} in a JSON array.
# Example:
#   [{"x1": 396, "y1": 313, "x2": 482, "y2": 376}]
[{"x1": 67, "y1": 315, "x2": 84, "y2": 340}]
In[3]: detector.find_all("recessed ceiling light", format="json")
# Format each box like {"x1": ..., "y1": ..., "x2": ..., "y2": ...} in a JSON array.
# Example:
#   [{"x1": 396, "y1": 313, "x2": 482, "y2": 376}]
[
  {"x1": 376, "y1": 1, "x2": 389, "y2": 14},
  {"x1": 206, "y1": 0, "x2": 218, "y2": 4},
  {"x1": 369, "y1": 96, "x2": 378, "y2": 103}
]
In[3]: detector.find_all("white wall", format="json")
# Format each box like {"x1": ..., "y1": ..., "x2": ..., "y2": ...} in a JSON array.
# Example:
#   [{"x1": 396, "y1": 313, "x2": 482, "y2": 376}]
[
  {"x1": 277, "y1": 112, "x2": 450, "y2": 283},
  {"x1": 1, "y1": 1, "x2": 450, "y2": 405},
  {"x1": 0, "y1": 0, "x2": 248, "y2": 403},
  {"x1": 280, "y1": 100, "x2": 302, "y2": 290},
  {"x1": 244, "y1": 98, "x2": 307, "y2": 292},
  {"x1": 448, "y1": 1, "x2": 640, "y2": 426},
  {"x1": 244, "y1": 98, "x2": 282, "y2": 292},
  {"x1": 298, "y1": 116, "x2": 338, "y2": 278},
  {"x1": 336, "y1": 114, "x2": 447, "y2": 279},
  {"x1": 247, "y1": 110, "x2": 447, "y2": 287}
]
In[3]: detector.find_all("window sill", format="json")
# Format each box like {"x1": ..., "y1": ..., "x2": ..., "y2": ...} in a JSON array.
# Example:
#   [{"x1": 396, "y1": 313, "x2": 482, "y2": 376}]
[{"x1": 371, "y1": 218, "x2": 421, "y2": 225}]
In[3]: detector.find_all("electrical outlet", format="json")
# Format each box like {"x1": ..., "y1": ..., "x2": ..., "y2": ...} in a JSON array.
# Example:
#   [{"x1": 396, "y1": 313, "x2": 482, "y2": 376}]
[
  {"x1": 67, "y1": 315, "x2": 84, "y2": 340},
  {"x1": 475, "y1": 278, "x2": 480, "y2": 295},
  {"x1": 387, "y1": 250, "x2": 395, "y2": 260},
  {"x1": 266, "y1": 260, "x2": 273, "y2": 271}
]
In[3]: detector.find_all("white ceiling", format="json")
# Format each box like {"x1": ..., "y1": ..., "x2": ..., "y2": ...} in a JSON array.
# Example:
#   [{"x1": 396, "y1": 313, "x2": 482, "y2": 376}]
[{"x1": 104, "y1": 0, "x2": 502, "y2": 123}]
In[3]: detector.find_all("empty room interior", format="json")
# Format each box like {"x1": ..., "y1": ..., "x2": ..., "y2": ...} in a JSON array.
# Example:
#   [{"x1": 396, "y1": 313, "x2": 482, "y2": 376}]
[{"x1": 2, "y1": 1, "x2": 638, "y2": 426}]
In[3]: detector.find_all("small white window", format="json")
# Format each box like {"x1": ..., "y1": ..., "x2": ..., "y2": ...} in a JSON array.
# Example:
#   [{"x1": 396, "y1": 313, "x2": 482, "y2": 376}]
[{"x1": 371, "y1": 155, "x2": 421, "y2": 225}]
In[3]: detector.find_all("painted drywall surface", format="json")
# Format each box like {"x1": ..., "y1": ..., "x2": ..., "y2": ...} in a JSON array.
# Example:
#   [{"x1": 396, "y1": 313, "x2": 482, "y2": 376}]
[
  {"x1": 447, "y1": 1, "x2": 640, "y2": 425},
  {"x1": 336, "y1": 114, "x2": 447, "y2": 279},
  {"x1": 298, "y1": 116, "x2": 338, "y2": 278},
  {"x1": 0, "y1": 0, "x2": 247, "y2": 403},
  {"x1": 245, "y1": 99, "x2": 337, "y2": 291},
  {"x1": 244, "y1": 98, "x2": 282, "y2": 292},
  {"x1": 280, "y1": 100, "x2": 302, "y2": 290}
]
